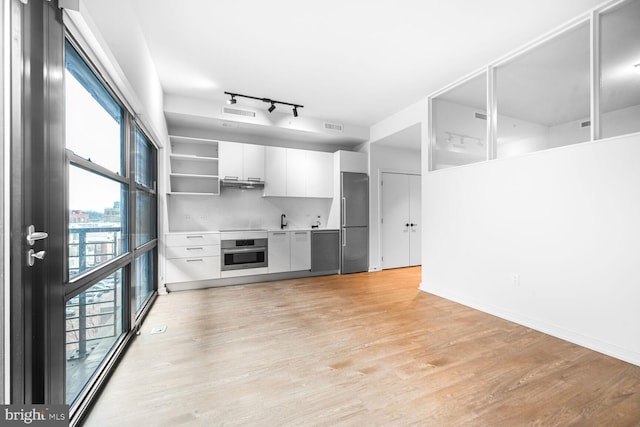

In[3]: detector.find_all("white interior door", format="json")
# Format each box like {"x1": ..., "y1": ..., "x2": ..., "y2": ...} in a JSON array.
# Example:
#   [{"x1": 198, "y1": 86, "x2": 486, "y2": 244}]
[
  {"x1": 409, "y1": 174, "x2": 422, "y2": 266},
  {"x1": 382, "y1": 173, "x2": 410, "y2": 269},
  {"x1": 382, "y1": 172, "x2": 421, "y2": 269}
]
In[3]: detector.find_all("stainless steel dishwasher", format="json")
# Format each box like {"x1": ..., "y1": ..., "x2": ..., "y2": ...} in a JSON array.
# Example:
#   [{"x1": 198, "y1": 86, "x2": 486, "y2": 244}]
[{"x1": 311, "y1": 229, "x2": 340, "y2": 273}]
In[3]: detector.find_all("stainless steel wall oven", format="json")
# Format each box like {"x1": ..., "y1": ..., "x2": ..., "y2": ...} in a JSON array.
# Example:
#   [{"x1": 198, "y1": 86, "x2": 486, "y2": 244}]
[{"x1": 221, "y1": 236, "x2": 268, "y2": 271}]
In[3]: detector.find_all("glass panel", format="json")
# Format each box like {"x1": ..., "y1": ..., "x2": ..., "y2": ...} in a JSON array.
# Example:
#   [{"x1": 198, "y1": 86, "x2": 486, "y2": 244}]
[
  {"x1": 135, "y1": 190, "x2": 156, "y2": 247},
  {"x1": 496, "y1": 22, "x2": 590, "y2": 158},
  {"x1": 600, "y1": 0, "x2": 640, "y2": 139},
  {"x1": 431, "y1": 73, "x2": 487, "y2": 170},
  {"x1": 135, "y1": 252, "x2": 153, "y2": 313},
  {"x1": 135, "y1": 128, "x2": 154, "y2": 188},
  {"x1": 65, "y1": 41, "x2": 123, "y2": 174},
  {"x1": 69, "y1": 166, "x2": 127, "y2": 279},
  {"x1": 66, "y1": 269, "x2": 124, "y2": 405}
]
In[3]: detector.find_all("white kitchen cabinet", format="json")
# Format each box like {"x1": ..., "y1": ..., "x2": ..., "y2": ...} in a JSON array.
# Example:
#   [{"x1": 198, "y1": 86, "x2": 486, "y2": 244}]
[
  {"x1": 264, "y1": 146, "x2": 287, "y2": 197},
  {"x1": 243, "y1": 143, "x2": 265, "y2": 182},
  {"x1": 290, "y1": 230, "x2": 311, "y2": 271},
  {"x1": 264, "y1": 147, "x2": 334, "y2": 198},
  {"x1": 268, "y1": 231, "x2": 290, "y2": 273},
  {"x1": 165, "y1": 232, "x2": 221, "y2": 283},
  {"x1": 286, "y1": 148, "x2": 307, "y2": 197},
  {"x1": 169, "y1": 136, "x2": 219, "y2": 195},
  {"x1": 306, "y1": 151, "x2": 333, "y2": 198},
  {"x1": 219, "y1": 141, "x2": 265, "y2": 182},
  {"x1": 218, "y1": 141, "x2": 244, "y2": 180}
]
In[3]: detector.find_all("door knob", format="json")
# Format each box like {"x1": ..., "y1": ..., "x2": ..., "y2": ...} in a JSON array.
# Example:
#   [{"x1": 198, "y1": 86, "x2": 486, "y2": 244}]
[
  {"x1": 27, "y1": 249, "x2": 46, "y2": 267},
  {"x1": 26, "y1": 225, "x2": 48, "y2": 246}
]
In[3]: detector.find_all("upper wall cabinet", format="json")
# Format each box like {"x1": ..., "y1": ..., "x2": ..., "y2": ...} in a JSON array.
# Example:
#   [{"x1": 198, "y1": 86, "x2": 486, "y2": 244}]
[
  {"x1": 264, "y1": 146, "x2": 287, "y2": 197},
  {"x1": 264, "y1": 147, "x2": 333, "y2": 198},
  {"x1": 169, "y1": 136, "x2": 220, "y2": 195},
  {"x1": 219, "y1": 141, "x2": 265, "y2": 182}
]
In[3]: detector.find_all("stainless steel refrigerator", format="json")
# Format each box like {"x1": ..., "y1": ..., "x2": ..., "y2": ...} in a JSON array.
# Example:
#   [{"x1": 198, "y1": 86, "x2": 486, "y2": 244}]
[{"x1": 340, "y1": 172, "x2": 369, "y2": 273}]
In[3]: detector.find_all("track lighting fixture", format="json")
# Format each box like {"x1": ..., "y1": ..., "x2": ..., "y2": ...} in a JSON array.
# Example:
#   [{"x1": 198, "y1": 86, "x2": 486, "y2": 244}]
[{"x1": 224, "y1": 91, "x2": 303, "y2": 117}]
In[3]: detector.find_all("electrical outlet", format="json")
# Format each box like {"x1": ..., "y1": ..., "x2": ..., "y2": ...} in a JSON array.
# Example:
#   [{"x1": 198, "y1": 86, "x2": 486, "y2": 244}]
[{"x1": 512, "y1": 273, "x2": 520, "y2": 287}]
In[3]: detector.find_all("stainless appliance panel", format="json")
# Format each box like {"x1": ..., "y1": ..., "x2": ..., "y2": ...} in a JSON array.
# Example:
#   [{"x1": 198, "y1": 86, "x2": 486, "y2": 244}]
[
  {"x1": 341, "y1": 226, "x2": 368, "y2": 274},
  {"x1": 221, "y1": 237, "x2": 268, "y2": 271},
  {"x1": 341, "y1": 172, "x2": 369, "y2": 228},
  {"x1": 311, "y1": 229, "x2": 340, "y2": 273}
]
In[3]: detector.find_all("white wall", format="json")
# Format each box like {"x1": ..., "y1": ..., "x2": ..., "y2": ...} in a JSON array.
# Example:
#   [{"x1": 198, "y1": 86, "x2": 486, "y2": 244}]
[
  {"x1": 421, "y1": 132, "x2": 640, "y2": 366},
  {"x1": 369, "y1": 145, "x2": 421, "y2": 271},
  {"x1": 167, "y1": 190, "x2": 332, "y2": 232}
]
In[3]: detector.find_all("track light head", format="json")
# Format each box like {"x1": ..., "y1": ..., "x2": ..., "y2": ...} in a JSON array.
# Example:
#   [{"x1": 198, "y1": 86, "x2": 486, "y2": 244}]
[
  {"x1": 268, "y1": 102, "x2": 276, "y2": 113},
  {"x1": 227, "y1": 94, "x2": 237, "y2": 105},
  {"x1": 293, "y1": 106, "x2": 298, "y2": 117}
]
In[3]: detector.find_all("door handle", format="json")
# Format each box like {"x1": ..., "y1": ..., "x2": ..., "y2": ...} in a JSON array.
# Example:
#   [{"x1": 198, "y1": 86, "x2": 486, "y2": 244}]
[
  {"x1": 405, "y1": 223, "x2": 410, "y2": 227},
  {"x1": 26, "y1": 225, "x2": 48, "y2": 246},
  {"x1": 27, "y1": 249, "x2": 46, "y2": 267}
]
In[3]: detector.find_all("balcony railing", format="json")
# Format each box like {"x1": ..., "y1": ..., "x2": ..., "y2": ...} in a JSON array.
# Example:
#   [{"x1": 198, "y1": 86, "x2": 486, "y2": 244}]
[{"x1": 67, "y1": 225, "x2": 123, "y2": 362}]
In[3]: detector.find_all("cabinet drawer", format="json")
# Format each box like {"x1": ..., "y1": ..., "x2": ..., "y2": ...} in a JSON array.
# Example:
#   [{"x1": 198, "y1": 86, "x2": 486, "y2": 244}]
[
  {"x1": 166, "y1": 245, "x2": 220, "y2": 259},
  {"x1": 166, "y1": 233, "x2": 220, "y2": 247},
  {"x1": 165, "y1": 257, "x2": 220, "y2": 283}
]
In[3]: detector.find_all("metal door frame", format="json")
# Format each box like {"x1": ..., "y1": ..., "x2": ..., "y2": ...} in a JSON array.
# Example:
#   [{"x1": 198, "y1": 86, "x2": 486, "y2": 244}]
[{"x1": 9, "y1": 0, "x2": 66, "y2": 404}]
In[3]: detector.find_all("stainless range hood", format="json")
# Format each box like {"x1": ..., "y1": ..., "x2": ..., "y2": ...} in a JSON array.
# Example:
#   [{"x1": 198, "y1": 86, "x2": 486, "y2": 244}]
[{"x1": 220, "y1": 177, "x2": 265, "y2": 190}]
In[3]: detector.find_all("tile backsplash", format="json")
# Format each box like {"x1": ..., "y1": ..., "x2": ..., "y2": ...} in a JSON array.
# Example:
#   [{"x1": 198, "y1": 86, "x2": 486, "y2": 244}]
[{"x1": 167, "y1": 187, "x2": 333, "y2": 232}]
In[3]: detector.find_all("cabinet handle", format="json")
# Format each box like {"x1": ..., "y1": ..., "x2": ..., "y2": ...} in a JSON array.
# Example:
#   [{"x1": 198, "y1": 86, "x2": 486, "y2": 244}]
[
  {"x1": 186, "y1": 235, "x2": 204, "y2": 239},
  {"x1": 224, "y1": 176, "x2": 238, "y2": 180},
  {"x1": 247, "y1": 177, "x2": 261, "y2": 182},
  {"x1": 295, "y1": 231, "x2": 307, "y2": 235},
  {"x1": 186, "y1": 247, "x2": 204, "y2": 250},
  {"x1": 186, "y1": 259, "x2": 204, "y2": 262},
  {"x1": 272, "y1": 232, "x2": 286, "y2": 235}
]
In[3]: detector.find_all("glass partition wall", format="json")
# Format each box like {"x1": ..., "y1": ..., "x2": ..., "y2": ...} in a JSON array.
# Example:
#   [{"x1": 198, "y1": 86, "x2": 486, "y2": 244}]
[{"x1": 430, "y1": 0, "x2": 640, "y2": 170}]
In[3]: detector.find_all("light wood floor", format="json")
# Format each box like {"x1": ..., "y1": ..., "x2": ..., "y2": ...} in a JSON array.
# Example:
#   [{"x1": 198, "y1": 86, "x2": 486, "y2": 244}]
[{"x1": 82, "y1": 267, "x2": 640, "y2": 426}]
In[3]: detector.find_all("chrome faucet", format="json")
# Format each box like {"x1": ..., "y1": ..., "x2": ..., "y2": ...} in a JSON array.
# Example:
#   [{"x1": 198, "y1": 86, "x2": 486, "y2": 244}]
[{"x1": 280, "y1": 214, "x2": 287, "y2": 229}]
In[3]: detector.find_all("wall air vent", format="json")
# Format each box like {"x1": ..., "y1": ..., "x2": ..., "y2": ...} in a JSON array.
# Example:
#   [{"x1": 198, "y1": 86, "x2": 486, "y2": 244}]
[
  {"x1": 580, "y1": 120, "x2": 591, "y2": 128},
  {"x1": 324, "y1": 122, "x2": 344, "y2": 132},
  {"x1": 474, "y1": 112, "x2": 487, "y2": 120},
  {"x1": 222, "y1": 106, "x2": 256, "y2": 118}
]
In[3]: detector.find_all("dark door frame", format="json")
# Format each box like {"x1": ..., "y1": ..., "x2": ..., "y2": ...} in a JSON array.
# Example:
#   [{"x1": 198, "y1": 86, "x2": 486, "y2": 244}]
[{"x1": 9, "y1": 0, "x2": 65, "y2": 404}]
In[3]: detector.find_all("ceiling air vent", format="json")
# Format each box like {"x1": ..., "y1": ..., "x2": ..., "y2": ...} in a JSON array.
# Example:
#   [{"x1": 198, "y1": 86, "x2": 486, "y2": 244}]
[
  {"x1": 474, "y1": 112, "x2": 487, "y2": 120},
  {"x1": 222, "y1": 106, "x2": 256, "y2": 118},
  {"x1": 324, "y1": 122, "x2": 344, "y2": 132},
  {"x1": 580, "y1": 120, "x2": 591, "y2": 128}
]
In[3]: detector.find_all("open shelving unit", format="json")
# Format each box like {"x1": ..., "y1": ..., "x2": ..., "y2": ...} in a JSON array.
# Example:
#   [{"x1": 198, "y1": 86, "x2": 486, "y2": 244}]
[{"x1": 168, "y1": 135, "x2": 220, "y2": 195}]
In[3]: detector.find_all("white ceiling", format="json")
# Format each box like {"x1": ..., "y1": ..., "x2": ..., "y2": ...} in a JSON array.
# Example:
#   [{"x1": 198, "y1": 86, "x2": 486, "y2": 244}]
[{"x1": 125, "y1": 0, "x2": 605, "y2": 146}]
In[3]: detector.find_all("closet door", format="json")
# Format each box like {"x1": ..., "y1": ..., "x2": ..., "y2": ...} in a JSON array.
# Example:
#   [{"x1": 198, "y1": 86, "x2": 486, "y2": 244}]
[
  {"x1": 381, "y1": 173, "x2": 410, "y2": 269},
  {"x1": 381, "y1": 173, "x2": 421, "y2": 269}
]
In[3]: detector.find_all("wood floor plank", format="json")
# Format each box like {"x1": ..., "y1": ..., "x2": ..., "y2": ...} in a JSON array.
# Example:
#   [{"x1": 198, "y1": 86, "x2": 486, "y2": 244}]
[{"x1": 82, "y1": 268, "x2": 640, "y2": 426}]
